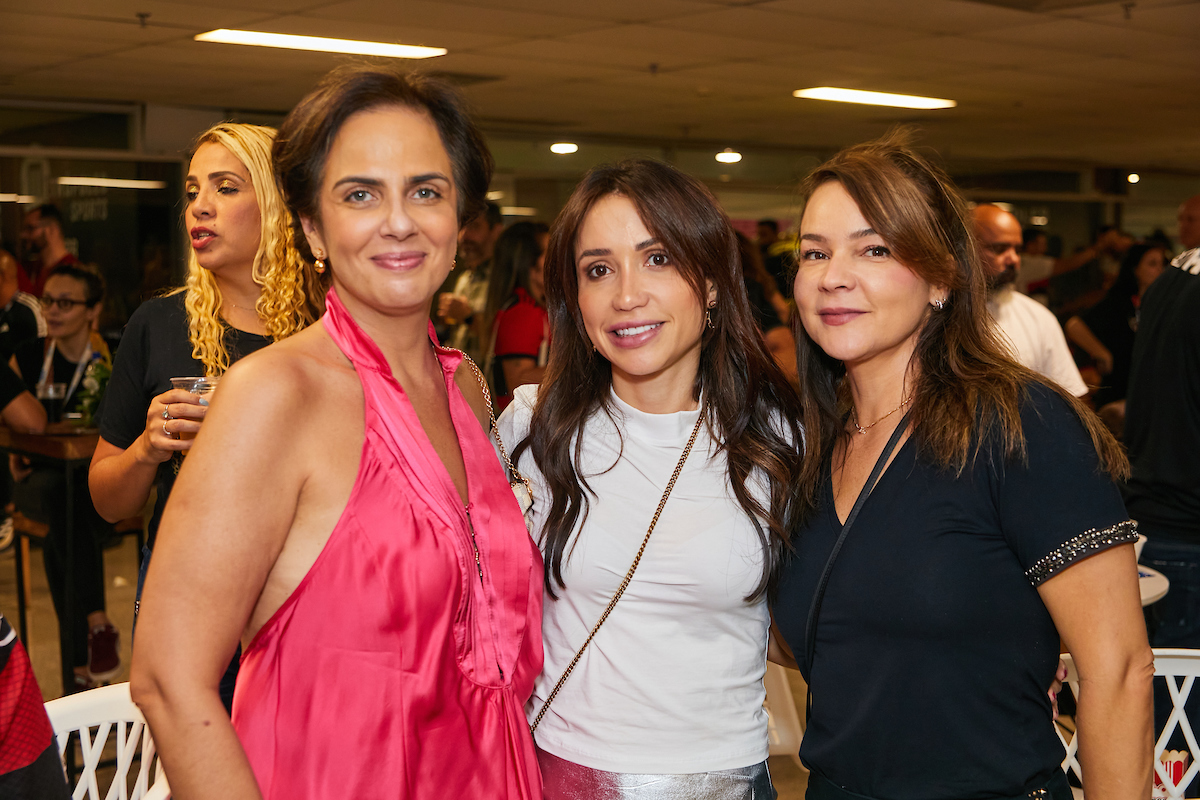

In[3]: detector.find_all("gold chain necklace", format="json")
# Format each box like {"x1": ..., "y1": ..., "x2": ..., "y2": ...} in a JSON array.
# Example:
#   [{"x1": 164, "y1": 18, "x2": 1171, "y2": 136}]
[{"x1": 851, "y1": 396, "x2": 912, "y2": 435}]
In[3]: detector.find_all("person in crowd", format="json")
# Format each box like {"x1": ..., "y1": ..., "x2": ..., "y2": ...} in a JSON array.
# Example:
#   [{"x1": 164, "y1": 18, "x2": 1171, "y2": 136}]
[
  {"x1": 88, "y1": 122, "x2": 325, "y2": 711},
  {"x1": 484, "y1": 220, "x2": 550, "y2": 409},
  {"x1": 773, "y1": 135, "x2": 1151, "y2": 800},
  {"x1": 438, "y1": 200, "x2": 503, "y2": 361},
  {"x1": 737, "y1": 231, "x2": 797, "y2": 384},
  {"x1": 0, "y1": 612, "x2": 70, "y2": 799},
  {"x1": 8, "y1": 263, "x2": 119, "y2": 694},
  {"x1": 0, "y1": 248, "x2": 46, "y2": 361},
  {"x1": 757, "y1": 218, "x2": 792, "y2": 289},
  {"x1": 1177, "y1": 194, "x2": 1200, "y2": 251},
  {"x1": 18, "y1": 204, "x2": 81, "y2": 298},
  {"x1": 0, "y1": 248, "x2": 46, "y2": 548},
  {"x1": 1064, "y1": 243, "x2": 1166, "y2": 430},
  {"x1": 1124, "y1": 231, "x2": 1200, "y2": 748},
  {"x1": 1017, "y1": 227, "x2": 1054, "y2": 299},
  {"x1": 973, "y1": 204, "x2": 1089, "y2": 397},
  {"x1": 131, "y1": 67, "x2": 544, "y2": 799},
  {"x1": 498, "y1": 159, "x2": 803, "y2": 798},
  {"x1": 0, "y1": 362, "x2": 46, "y2": 433}
]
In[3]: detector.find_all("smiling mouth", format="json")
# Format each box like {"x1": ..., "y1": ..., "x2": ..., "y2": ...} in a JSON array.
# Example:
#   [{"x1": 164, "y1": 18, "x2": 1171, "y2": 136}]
[{"x1": 613, "y1": 323, "x2": 662, "y2": 337}]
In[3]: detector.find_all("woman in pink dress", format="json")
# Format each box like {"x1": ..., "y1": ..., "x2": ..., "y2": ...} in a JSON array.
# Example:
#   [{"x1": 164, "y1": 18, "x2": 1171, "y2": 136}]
[{"x1": 130, "y1": 67, "x2": 544, "y2": 799}]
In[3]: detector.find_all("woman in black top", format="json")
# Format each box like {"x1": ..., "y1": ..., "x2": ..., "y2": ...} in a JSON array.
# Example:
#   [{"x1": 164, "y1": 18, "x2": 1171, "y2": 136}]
[
  {"x1": 88, "y1": 122, "x2": 323, "y2": 709},
  {"x1": 773, "y1": 135, "x2": 1152, "y2": 800},
  {"x1": 10, "y1": 262, "x2": 118, "y2": 693}
]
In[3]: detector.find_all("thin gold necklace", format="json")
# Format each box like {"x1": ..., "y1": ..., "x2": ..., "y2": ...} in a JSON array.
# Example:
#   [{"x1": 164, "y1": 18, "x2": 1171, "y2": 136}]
[{"x1": 851, "y1": 396, "x2": 911, "y2": 435}]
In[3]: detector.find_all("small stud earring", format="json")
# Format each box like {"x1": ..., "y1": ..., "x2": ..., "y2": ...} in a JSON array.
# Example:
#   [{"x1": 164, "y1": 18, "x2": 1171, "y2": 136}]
[{"x1": 932, "y1": 297, "x2": 945, "y2": 310}]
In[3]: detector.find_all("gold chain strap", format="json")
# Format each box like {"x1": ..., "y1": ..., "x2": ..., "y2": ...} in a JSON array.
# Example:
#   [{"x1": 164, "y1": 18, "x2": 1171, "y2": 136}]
[
  {"x1": 461, "y1": 354, "x2": 533, "y2": 502},
  {"x1": 528, "y1": 409, "x2": 706, "y2": 735}
]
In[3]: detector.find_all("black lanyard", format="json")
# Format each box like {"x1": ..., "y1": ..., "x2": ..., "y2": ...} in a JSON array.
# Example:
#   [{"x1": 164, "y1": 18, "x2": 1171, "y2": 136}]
[{"x1": 804, "y1": 410, "x2": 912, "y2": 721}]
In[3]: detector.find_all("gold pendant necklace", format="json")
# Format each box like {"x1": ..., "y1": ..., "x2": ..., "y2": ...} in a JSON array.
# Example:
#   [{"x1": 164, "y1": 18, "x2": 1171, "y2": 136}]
[{"x1": 851, "y1": 396, "x2": 911, "y2": 435}]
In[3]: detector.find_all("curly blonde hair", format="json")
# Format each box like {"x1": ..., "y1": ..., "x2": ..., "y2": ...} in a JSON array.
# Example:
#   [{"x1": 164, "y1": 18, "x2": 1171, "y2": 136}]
[{"x1": 181, "y1": 123, "x2": 326, "y2": 375}]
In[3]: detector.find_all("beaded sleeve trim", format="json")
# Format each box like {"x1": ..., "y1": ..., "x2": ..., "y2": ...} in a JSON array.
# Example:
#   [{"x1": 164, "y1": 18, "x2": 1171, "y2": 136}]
[{"x1": 1024, "y1": 520, "x2": 1139, "y2": 586}]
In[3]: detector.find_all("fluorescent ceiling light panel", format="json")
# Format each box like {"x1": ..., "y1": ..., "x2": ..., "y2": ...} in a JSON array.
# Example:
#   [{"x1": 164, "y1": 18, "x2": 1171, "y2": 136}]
[
  {"x1": 501, "y1": 206, "x2": 538, "y2": 217},
  {"x1": 58, "y1": 177, "x2": 166, "y2": 190},
  {"x1": 0, "y1": 194, "x2": 37, "y2": 203},
  {"x1": 793, "y1": 87, "x2": 956, "y2": 110},
  {"x1": 195, "y1": 29, "x2": 446, "y2": 59}
]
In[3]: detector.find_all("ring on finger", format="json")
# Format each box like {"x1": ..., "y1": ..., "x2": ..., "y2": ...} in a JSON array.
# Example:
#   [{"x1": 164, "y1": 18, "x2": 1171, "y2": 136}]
[
  {"x1": 162, "y1": 419, "x2": 171, "y2": 439},
  {"x1": 162, "y1": 404, "x2": 172, "y2": 420}
]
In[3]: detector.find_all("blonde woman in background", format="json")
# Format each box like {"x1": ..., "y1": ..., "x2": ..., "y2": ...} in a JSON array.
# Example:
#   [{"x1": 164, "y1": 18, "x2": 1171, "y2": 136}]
[{"x1": 88, "y1": 122, "x2": 324, "y2": 709}]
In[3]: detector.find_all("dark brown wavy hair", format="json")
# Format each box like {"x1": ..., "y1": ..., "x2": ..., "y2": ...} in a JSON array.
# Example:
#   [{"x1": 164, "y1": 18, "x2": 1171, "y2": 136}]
[
  {"x1": 513, "y1": 159, "x2": 804, "y2": 601},
  {"x1": 792, "y1": 133, "x2": 1127, "y2": 514}
]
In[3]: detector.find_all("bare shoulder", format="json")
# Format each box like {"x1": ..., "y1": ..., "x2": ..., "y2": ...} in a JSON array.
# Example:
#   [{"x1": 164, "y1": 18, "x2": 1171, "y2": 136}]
[{"x1": 215, "y1": 322, "x2": 351, "y2": 415}]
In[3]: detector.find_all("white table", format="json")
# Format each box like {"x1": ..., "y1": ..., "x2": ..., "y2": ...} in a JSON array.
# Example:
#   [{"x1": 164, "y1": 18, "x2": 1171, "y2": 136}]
[{"x1": 1139, "y1": 566, "x2": 1170, "y2": 606}]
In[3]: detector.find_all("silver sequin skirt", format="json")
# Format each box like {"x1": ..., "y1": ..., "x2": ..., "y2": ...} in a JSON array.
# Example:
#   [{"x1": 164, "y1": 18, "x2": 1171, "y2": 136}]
[{"x1": 538, "y1": 748, "x2": 777, "y2": 800}]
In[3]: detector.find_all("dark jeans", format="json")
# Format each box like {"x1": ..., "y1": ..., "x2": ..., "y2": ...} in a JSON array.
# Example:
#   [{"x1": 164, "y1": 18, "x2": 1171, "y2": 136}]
[
  {"x1": 135, "y1": 544, "x2": 239, "y2": 714},
  {"x1": 1141, "y1": 529, "x2": 1200, "y2": 770},
  {"x1": 13, "y1": 466, "x2": 107, "y2": 692}
]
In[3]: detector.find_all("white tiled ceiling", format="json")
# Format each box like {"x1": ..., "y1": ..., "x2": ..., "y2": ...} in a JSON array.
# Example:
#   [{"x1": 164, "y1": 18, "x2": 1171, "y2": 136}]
[{"x1": 1, "y1": 0, "x2": 1198, "y2": 169}]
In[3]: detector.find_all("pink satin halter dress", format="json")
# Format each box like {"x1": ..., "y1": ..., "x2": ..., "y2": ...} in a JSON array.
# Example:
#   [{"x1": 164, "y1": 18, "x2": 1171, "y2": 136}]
[{"x1": 230, "y1": 288, "x2": 544, "y2": 799}]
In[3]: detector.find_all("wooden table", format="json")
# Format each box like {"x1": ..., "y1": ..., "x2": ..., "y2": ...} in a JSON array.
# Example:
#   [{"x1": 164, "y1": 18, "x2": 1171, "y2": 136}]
[{"x1": 0, "y1": 423, "x2": 99, "y2": 684}]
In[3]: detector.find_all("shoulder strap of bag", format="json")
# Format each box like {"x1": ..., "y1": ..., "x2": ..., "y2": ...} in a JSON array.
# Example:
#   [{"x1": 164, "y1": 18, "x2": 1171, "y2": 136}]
[
  {"x1": 804, "y1": 410, "x2": 912, "y2": 722},
  {"x1": 460, "y1": 353, "x2": 532, "y2": 500},
  {"x1": 528, "y1": 408, "x2": 706, "y2": 736}
]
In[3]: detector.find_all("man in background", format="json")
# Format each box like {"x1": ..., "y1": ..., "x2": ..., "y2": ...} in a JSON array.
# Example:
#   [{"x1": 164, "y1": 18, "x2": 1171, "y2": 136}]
[
  {"x1": 0, "y1": 249, "x2": 46, "y2": 363},
  {"x1": 18, "y1": 204, "x2": 79, "y2": 297},
  {"x1": 1124, "y1": 201, "x2": 1200, "y2": 748},
  {"x1": 438, "y1": 202, "x2": 503, "y2": 361},
  {"x1": 1016, "y1": 228, "x2": 1054, "y2": 301},
  {"x1": 972, "y1": 204, "x2": 1088, "y2": 397}
]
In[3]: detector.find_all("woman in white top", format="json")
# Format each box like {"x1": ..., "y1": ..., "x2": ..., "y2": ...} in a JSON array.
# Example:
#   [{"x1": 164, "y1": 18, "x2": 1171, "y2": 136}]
[{"x1": 497, "y1": 159, "x2": 802, "y2": 798}]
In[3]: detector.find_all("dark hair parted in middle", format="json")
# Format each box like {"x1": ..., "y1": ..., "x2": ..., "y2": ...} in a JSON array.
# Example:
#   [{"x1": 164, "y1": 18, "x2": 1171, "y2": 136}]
[
  {"x1": 792, "y1": 133, "x2": 1127, "y2": 517},
  {"x1": 272, "y1": 65, "x2": 494, "y2": 262},
  {"x1": 513, "y1": 158, "x2": 804, "y2": 601}
]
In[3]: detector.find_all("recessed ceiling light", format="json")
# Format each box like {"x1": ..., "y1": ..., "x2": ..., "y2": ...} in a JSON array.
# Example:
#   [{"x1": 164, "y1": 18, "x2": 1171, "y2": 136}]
[
  {"x1": 194, "y1": 29, "x2": 447, "y2": 59},
  {"x1": 1030, "y1": 215, "x2": 1049, "y2": 226},
  {"x1": 794, "y1": 87, "x2": 956, "y2": 110},
  {"x1": 1127, "y1": 173, "x2": 1141, "y2": 184},
  {"x1": 501, "y1": 206, "x2": 538, "y2": 217},
  {"x1": 715, "y1": 148, "x2": 742, "y2": 164},
  {"x1": 57, "y1": 177, "x2": 167, "y2": 190},
  {"x1": 550, "y1": 142, "x2": 578, "y2": 154}
]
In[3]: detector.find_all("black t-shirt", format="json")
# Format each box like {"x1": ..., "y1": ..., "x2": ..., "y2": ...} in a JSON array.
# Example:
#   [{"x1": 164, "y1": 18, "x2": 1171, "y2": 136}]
[
  {"x1": 1124, "y1": 262, "x2": 1200, "y2": 538},
  {"x1": 97, "y1": 293, "x2": 271, "y2": 545},
  {"x1": 0, "y1": 293, "x2": 45, "y2": 363},
  {"x1": 13, "y1": 338, "x2": 92, "y2": 415},
  {"x1": 773, "y1": 384, "x2": 1134, "y2": 799},
  {"x1": 1079, "y1": 292, "x2": 1137, "y2": 407},
  {"x1": 0, "y1": 362, "x2": 27, "y2": 410}
]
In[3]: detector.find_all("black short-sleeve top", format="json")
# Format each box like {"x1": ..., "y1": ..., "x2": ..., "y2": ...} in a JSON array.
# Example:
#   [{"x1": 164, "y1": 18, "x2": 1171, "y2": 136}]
[
  {"x1": 773, "y1": 383, "x2": 1136, "y2": 800},
  {"x1": 97, "y1": 293, "x2": 271, "y2": 545}
]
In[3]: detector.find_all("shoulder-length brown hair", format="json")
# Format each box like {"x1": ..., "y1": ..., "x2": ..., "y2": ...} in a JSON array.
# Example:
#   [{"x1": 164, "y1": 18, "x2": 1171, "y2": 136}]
[
  {"x1": 514, "y1": 159, "x2": 803, "y2": 601},
  {"x1": 793, "y1": 133, "x2": 1127, "y2": 512}
]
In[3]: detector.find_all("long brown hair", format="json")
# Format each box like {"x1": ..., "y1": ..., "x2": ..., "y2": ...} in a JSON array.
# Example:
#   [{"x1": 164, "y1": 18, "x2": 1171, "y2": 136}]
[
  {"x1": 793, "y1": 133, "x2": 1127, "y2": 514},
  {"x1": 514, "y1": 159, "x2": 803, "y2": 601}
]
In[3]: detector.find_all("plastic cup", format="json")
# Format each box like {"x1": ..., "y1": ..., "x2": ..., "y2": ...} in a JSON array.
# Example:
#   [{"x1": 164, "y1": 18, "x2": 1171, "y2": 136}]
[
  {"x1": 38, "y1": 382, "x2": 67, "y2": 424},
  {"x1": 169, "y1": 377, "x2": 219, "y2": 447}
]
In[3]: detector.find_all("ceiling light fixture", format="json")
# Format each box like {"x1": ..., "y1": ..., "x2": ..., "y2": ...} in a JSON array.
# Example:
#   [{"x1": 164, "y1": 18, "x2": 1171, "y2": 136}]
[
  {"x1": 502, "y1": 206, "x2": 538, "y2": 217},
  {"x1": 550, "y1": 142, "x2": 578, "y2": 155},
  {"x1": 1127, "y1": 173, "x2": 1141, "y2": 184},
  {"x1": 0, "y1": 194, "x2": 36, "y2": 203},
  {"x1": 57, "y1": 177, "x2": 167, "y2": 190},
  {"x1": 194, "y1": 29, "x2": 447, "y2": 59},
  {"x1": 715, "y1": 148, "x2": 742, "y2": 164},
  {"x1": 794, "y1": 87, "x2": 956, "y2": 110}
]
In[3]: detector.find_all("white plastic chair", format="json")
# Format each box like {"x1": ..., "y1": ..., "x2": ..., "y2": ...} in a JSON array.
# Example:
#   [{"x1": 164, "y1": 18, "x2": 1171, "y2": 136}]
[
  {"x1": 764, "y1": 661, "x2": 806, "y2": 770},
  {"x1": 1057, "y1": 648, "x2": 1200, "y2": 800},
  {"x1": 44, "y1": 682, "x2": 170, "y2": 800}
]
